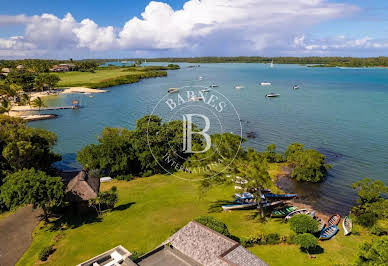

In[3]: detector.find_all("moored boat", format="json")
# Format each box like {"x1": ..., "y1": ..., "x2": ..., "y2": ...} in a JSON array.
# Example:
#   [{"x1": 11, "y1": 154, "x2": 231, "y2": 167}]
[
  {"x1": 222, "y1": 202, "x2": 258, "y2": 210},
  {"x1": 285, "y1": 209, "x2": 309, "y2": 221},
  {"x1": 235, "y1": 85, "x2": 244, "y2": 89},
  {"x1": 328, "y1": 214, "x2": 341, "y2": 226},
  {"x1": 292, "y1": 85, "x2": 300, "y2": 90},
  {"x1": 209, "y1": 84, "x2": 218, "y2": 88},
  {"x1": 264, "y1": 193, "x2": 297, "y2": 200},
  {"x1": 342, "y1": 216, "x2": 352, "y2": 236},
  {"x1": 260, "y1": 82, "x2": 271, "y2": 86},
  {"x1": 168, "y1": 88, "x2": 179, "y2": 94},
  {"x1": 319, "y1": 225, "x2": 339, "y2": 240},
  {"x1": 271, "y1": 206, "x2": 297, "y2": 217},
  {"x1": 265, "y1": 92, "x2": 280, "y2": 97}
]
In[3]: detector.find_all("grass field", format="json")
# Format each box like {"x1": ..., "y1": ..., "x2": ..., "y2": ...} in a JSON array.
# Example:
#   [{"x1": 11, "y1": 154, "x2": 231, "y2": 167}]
[
  {"x1": 56, "y1": 66, "x2": 171, "y2": 88},
  {"x1": 17, "y1": 172, "x2": 374, "y2": 266}
]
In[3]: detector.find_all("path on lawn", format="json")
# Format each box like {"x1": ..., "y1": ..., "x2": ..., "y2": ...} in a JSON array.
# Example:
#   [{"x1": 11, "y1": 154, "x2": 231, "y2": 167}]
[{"x1": 0, "y1": 206, "x2": 42, "y2": 266}]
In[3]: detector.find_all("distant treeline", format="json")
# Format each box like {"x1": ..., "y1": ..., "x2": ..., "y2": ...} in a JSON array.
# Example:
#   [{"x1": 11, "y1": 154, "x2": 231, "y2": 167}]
[
  {"x1": 128, "y1": 56, "x2": 388, "y2": 67},
  {"x1": 4, "y1": 57, "x2": 388, "y2": 68}
]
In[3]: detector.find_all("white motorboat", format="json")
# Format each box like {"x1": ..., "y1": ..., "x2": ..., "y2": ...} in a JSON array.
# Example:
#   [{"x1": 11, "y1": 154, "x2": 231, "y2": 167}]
[
  {"x1": 260, "y1": 82, "x2": 272, "y2": 86},
  {"x1": 265, "y1": 92, "x2": 280, "y2": 97}
]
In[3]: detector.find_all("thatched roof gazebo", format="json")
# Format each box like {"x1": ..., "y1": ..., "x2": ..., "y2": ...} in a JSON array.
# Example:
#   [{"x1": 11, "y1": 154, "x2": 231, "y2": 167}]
[{"x1": 66, "y1": 170, "x2": 100, "y2": 203}]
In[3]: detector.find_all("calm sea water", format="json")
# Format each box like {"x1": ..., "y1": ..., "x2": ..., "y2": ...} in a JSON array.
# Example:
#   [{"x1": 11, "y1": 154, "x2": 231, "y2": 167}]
[{"x1": 30, "y1": 63, "x2": 388, "y2": 214}]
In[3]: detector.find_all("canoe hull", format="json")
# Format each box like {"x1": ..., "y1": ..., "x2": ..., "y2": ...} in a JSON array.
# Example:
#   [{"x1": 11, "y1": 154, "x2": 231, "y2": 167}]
[
  {"x1": 342, "y1": 216, "x2": 353, "y2": 236},
  {"x1": 319, "y1": 225, "x2": 339, "y2": 240},
  {"x1": 222, "y1": 203, "x2": 257, "y2": 210},
  {"x1": 285, "y1": 209, "x2": 309, "y2": 221}
]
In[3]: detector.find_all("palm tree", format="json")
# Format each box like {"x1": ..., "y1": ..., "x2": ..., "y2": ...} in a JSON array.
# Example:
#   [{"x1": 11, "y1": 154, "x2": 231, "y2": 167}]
[
  {"x1": 32, "y1": 97, "x2": 46, "y2": 114},
  {"x1": 0, "y1": 84, "x2": 17, "y2": 99},
  {"x1": 0, "y1": 98, "x2": 12, "y2": 115},
  {"x1": 21, "y1": 93, "x2": 31, "y2": 107}
]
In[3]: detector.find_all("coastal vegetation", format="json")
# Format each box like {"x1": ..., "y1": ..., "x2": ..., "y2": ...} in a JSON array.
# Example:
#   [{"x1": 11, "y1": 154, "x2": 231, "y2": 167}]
[
  {"x1": 141, "y1": 56, "x2": 388, "y2": 67},
  {"x1": 289, "y1": 214, "x2": 319, "y2": 234}
]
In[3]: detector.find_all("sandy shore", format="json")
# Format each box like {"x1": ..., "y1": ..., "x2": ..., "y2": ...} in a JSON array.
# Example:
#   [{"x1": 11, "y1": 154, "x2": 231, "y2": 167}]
[{"x1": 8, "y1": 87, "x2": 107, "y2": 120}]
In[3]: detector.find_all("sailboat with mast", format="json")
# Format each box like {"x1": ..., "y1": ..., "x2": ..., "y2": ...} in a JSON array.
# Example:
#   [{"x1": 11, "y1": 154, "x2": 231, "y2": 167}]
[{"x1": 270, "y1": 60, "x2": 274, "y2": 68}]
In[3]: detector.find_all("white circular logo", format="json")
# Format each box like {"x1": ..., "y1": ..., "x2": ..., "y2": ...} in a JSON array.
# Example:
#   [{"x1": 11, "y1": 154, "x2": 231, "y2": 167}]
[{"x1": 147, "y1": 85, "x2": 242, "y2": 180}]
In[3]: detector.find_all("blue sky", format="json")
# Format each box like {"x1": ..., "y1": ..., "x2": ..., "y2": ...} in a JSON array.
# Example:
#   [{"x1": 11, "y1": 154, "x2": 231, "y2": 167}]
[{"x1": 1, "y1": 0, "x2": 388, "y2": 58}]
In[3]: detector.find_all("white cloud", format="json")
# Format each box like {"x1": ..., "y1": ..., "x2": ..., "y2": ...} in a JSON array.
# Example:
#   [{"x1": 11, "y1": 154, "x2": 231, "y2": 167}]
[{"x1": 0, "y1": 0, "x2": 365, "y2": 58}]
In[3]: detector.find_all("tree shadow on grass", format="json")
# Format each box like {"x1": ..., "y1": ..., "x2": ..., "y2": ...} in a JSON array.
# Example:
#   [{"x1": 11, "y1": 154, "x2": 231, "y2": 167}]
[
  {"x1": 208, "y1": 200, "x2": 234, "y2": 213},
  {"x1": 301, "y1": 245, "x2": 324, "y2": 255},
  {"x1": 113, "y1": 202, "x2": 135, "y2": 212},
  {"x1": 49, "y1": 210, "x2": 102, "y2": 232}
]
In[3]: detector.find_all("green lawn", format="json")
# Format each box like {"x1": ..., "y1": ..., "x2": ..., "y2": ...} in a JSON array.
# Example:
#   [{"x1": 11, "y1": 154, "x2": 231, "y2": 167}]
[
  {"x1": 56, "y1": 67, "x2": 170, "y2": 88},
  {"x1": 17, "y1": 173, "x2": 373, "y2": 266}
]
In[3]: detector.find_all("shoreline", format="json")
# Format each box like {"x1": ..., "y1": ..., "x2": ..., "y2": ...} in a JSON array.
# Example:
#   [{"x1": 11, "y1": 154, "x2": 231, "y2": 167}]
[
  {"x1": 274, "y1": 166, "x2": 331, "y2": 221},
  {"x1": 9, "y1": 87, "x2": 107, "y2": 120}
]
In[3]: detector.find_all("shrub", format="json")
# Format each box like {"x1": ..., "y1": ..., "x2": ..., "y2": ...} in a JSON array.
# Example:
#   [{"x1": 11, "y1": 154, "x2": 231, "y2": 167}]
[
  {"x1": 356, "y1": 236, "x2": 388, "y2": 265},
  {"x1": 289, "y1": 214, "x2": 319, "y2": 234},
  {"x1": 265, "y1": 233, "x2": 281, "y2": 244},
  {"x1": 370, "y1": 225, "x2": 388, "y2": 236},
  {"x1": 116, "y1": 174, "x2": 134, "y2": 181},
  {"x1": 39, "y1": 245, "x2": 54, "y2": 261},
  {"x1": 356, "y1": 212, "x2": 378, "y2": 228},
  {"x1": 295, "y1": 233, "x2": 318, "y2": 253},
  {"x1": 195, "y1": 216, "x2": 231, "y2": 237}
]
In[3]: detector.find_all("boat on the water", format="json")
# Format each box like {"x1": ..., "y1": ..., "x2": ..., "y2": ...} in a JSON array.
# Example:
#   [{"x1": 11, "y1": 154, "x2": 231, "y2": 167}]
[
  {"x1": 201, "y1": 88, "x2": 210, "y2": 92},
  {"x1": 265, "y1": 93, "x2": 280, "y2": 97},
  {"x1": 319, "y1": 225, "x2": 339, "y2": 240},
  {"x1": 314, "y1": 217, "x2": 326, "y2": 232},
  {"x1": 342, "y1": 216, "x2": 352, "y2": 236},
  {"x1": 260, "y1": 82, "x2": 272, "y2": 86},
  {"x1": 328, "y1": 214, "x2": 341, "y2": 226},
  {"x1": 189, "y1": 96, "x2": 203, "y2": 102},
  {"x1": 285, "y1": 209, "x2": 309, "y2": 221},
  {"x1": 209, "y1": 84, "x2": 218, "y2": 88},
  {"x1": 292, "y1": 85, "x2": 300, "y2": 90},
  {"x1": 199, "y1": 76, "x2": 203, "y2": 80},
  {"x1": 168, "y1": 88, "x2": 179, "y2": 94},
  {"x1": 271, "y1": 206, "x2": 297, "y2": 217},
  {"x1": 270, "y1": 60, "x2": 274, "y2": 68},
  {"x1": 264, "y1": 193, "x2": 297, "y2": 200},
  {"x1": 235, "y1": 85, "x2": 244, "y2": 89}
]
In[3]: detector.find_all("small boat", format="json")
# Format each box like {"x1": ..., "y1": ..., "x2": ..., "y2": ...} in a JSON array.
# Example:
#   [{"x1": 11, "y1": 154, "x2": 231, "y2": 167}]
[
  {"x1": 342, "y1": 216, "x2": 352, "y2": 236},
  {"x1": 292, "y1": 85, "x2": 300, "y2": 90},
  {"x1": 235, "y1": 85, "x2": 244, "y2": 89},
  {"x1": 189, "y1": 96, "x2": 203, "y2": 102},
  {"x1": 270, "y1": 60, "x2": 274, "y2": 68},
  {"x1": 271, "y1": 206, "x2": 297, "y2": 217},
  {"x1": 328, "y1": 214, "x2": 341, "y2": 226},
  {"x1": 260, "y1": 200, "x2": 283, "y2": 208},
  {"x1": 222, "y1": 198, "x2": 257, "y2": 210},
  {"x1": 234, "y1": 192, "x2": 254, "y2": 199},
  {"x1": 264, "y1": 193, "x2": 297, "y2": 200},
  {"x1": 199, "y1": 76, "x2": 203, "y2": 80},
  {"x1": 168, "y1": 88, "x2": 179, "y2": 94},
  {"x1": 314, "y1": 217, "x2": 326, "y2": 232},
  {"x1": 88, "y1": 95, "x2": 94, "y2": 98},
  {"x1": 319, "y1": 225, "x2": 339, "y2": 240},
  {"x1": 260, "y1": 82, "x2": 272, "y2": 86},
  {"x1": 209, "y1": 84, "x2": 218, "y2": 88},
  {"x1": 201, "y1": 88, "x2": 210, "y2": 92},
  {"x1": 285, "y1": 209, "x2": 309, "y2": 221},
  {"x1": 265, "y1": 93, "x2": 280, "y2": 97},
  {"x1": 310, "y1": 211, "x2": 316, "y2": 218}
]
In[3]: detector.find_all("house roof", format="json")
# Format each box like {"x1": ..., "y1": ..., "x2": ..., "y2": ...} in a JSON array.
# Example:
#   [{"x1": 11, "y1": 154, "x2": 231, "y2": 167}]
[
  {"x1": 66, "y1": 170, "x2": 100, "y2": 202},
  {"x1": 165, "y1": 221, "x2": 268, "y2": 266},
  {"x1": 1, "y1": 68, "x2": 10, "y2": 73}
]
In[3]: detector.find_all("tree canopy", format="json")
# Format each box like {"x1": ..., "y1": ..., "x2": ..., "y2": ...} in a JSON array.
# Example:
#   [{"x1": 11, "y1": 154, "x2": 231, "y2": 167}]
[
  {"x1": 289, "y1": 214, "x2": 319, "y2": 234},
  {"x1": 356, "y1": 236, "x2": 388, "y2": 265},
  {"x1": 0, "y1": 115, "x2": 61, "y2": 184},
  {"x1": 0, "y1": 168, "x2": 65, "y2": 221},
  {"x1": 285, "y1": 143, "x2": 330, "y2": 182}
]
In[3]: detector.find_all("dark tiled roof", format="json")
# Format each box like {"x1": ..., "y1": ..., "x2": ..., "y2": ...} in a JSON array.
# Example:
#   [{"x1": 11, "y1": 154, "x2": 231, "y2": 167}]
[{"x1": 167, "y1": 221, "x2": 268, "y2": 266}]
